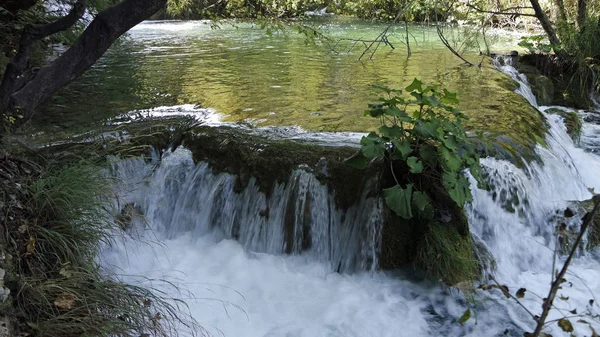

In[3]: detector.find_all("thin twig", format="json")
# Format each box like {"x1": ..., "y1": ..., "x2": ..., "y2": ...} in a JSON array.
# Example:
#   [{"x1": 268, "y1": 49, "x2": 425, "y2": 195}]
[
  {"x1": 530, "y1": 195, "x2": 600, "y2": 336},
  {"x1": 465, "y1": 3, "x2": 537, "y2": 18}
]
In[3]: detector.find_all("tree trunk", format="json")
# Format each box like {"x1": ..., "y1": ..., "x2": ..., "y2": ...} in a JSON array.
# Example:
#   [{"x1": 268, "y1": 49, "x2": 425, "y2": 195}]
[
  {"x1": 529, "y1": 0, "x2": 562, "y2": 48},
  {"x1": 0, "y1": 0, "x2": 87, "y2": 116},
  {"x1": 577, "y1": 0, "x2": 587, "y2": 30},
  {"x1": 3, "y1": 0, "x2": 167, "y2": 122}
]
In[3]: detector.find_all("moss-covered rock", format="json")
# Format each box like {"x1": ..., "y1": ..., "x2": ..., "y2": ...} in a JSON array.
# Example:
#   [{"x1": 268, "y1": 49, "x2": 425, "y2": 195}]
[
  {"x1": 545, "y1": 108, "x2": 582, "y2": 142},
  {"x1": 514, "y1": 63, "x2": 555, "y2": 106},
  {"x1": 179, "y1": 126, "x2": 369, "y2": 210},
  {"x1": 414, "y1": 223, "x2": 478, "y2": 285},
  {"x1": 518, "y1": 54, "x2": 593, "y2": 109}
]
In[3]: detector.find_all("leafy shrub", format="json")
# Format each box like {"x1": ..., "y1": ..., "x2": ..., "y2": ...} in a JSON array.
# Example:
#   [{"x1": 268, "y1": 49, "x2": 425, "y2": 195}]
[{"x1": 347, "y1": 79, "x2": 483, "y2": 221}]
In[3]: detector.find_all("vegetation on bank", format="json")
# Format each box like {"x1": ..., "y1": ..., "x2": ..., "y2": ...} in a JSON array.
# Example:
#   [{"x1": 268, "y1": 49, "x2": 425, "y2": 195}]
[
  {"x1": 0, "y1": 149, "x2": 201, "y2": 337},
  {"x1": 346, "y1": 80, "x2": 482, "y2": 284}
]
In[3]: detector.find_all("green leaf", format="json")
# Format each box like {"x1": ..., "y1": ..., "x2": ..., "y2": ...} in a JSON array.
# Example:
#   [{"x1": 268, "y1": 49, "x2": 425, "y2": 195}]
[
  {"x1": 384, "y1": 184, "x2": 413, "y2": 219},
  {"x1": 469, "y1": 162, "x2": 483, "y2": 185},
  {"x1": 443, "y1": 174, "x2": 472, "y2": 207},
  {"x1": 422, "y1": 94, "x2": 439, "y2": 107},
  {"x1": 443, "y1": 135, "x2": 458, "y2": 151},
  {"x1": 406, "y1": 78, "x2": 423, "y2": 92},
  {"x1": 344, "y1": 151, "x2": 369, "y2": 169},
  {"x1": 379, "y1": 125, "x2": 403, "y2": 139},
  {"x1": 448, "y1": 186, "x2": 466, "y2": 206},
  {"x1": 439, "y1": 146, "x2": 462, "y2": 172},
  {"x1": 413, "y1": 120, "x2": 439, "y2": 139},
  {"x1": 419, "y1": 145, "x2": 437, "y2": 165},
  {"x1": 392, "y1": 139, "x2": 412, "y2": 160},
  {"x1": 385, "y1": 106, "x2": 413, "y2": 122},
  {"x1": 412, "y1": 191, "x2": 434, "y2": 219},
  {"x1": 458, "y1": 308, "x2": 471, "y2": 325},
  {"x1": 443, "y1": 171, "x2": 457, "y2": 188},
  {"x1": 442, "y1": 89, "x2": 459, "y2": 105},
  {"x1": 360, "y1": 133, "x2": 385, "y2": 159},
  {"x1": 412, "y1": 191, "x2": 431, "y2": 211},
  {"x1": 558, "y1": 319, "x2": 574, "y2": 333},
  {"x1": 365, "y1": 107, "x2": 385, "y2": 117},
  {"x1": 406, "y1": 156, "x2": 423, "y2": 173}
]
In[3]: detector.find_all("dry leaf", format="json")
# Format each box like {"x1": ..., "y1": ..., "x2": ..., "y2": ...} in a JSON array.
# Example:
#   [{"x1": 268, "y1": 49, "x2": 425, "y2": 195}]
[
  {"x1": 558, "y1": 318, "x2": 574, "y2": 332},
  {"x1": 54, "y1": 292, "x2": 77, "y2": 310},
  {"x1": 25, "y1": 236, "x2": 35, "y2": 256},
  {"x1": 516, "y1": 288, "x2": 526, "y2": 299}
]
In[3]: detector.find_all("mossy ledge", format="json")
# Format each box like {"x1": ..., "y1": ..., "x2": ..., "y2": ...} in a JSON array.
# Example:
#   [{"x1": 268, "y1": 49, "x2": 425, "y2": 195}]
[
  {"x1": 121, "y1": 121, "x2": 479, "y2": 284},
  {"x1": 178, "y1": 125, "x2": 370, "y2": 210}
]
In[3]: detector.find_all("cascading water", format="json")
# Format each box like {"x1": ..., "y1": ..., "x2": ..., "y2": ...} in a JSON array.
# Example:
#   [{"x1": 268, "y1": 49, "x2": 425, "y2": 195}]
[{"x1": 102, "y1": 58, "x2": 600, "y2": 336}]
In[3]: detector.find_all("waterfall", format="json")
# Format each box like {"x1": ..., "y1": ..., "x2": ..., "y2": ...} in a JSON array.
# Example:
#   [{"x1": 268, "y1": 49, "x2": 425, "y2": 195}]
[
  {"x1": 101, "y1": 57, "x2": 600, "y2": 337},
  {"x1": 110, "y1": 148, "x2": 383, "y2": 273}
]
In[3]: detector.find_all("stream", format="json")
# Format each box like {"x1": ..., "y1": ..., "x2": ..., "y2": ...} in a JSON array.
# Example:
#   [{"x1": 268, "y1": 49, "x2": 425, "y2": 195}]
[{"x1": 69, "y1": 20, "x2": 600, "y2": 337}]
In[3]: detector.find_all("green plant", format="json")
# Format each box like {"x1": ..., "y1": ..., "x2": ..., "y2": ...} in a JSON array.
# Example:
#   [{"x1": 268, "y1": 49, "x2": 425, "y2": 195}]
[
  {"x1": 1, "y1": 158, "x2": 202, "y2": 337},
  {"x1": 518, "y1": 35, "x2": 554, "y2": 54},
  {"x1": 415, "y1": 223, "x2": 478, "y2": 284},
  {"x1": 347, "y1": 79, "x2": 483, "y2": 220}
]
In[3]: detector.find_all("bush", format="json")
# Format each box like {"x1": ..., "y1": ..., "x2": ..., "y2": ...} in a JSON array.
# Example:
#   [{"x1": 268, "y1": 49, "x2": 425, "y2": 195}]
[{"x1": 347, "y1": 79, "x2": 484, "y2": 283}]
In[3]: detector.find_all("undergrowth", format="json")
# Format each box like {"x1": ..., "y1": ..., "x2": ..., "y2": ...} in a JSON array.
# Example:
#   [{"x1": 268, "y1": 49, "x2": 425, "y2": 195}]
[{"x1": 0, "y1": 152, "x2": 203, "y2": 337}]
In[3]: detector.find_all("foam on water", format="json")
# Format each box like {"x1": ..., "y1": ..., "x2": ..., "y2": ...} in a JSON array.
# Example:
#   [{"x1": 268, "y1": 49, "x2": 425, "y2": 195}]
[{"x1": 102, "y1": 58, "x2": 600, "y2": 336}]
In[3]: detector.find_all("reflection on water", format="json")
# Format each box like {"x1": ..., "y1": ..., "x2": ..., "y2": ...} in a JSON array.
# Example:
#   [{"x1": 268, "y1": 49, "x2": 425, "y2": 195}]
[{"x1": 36, "y1": 19, "x2": 543, "y2": 148}]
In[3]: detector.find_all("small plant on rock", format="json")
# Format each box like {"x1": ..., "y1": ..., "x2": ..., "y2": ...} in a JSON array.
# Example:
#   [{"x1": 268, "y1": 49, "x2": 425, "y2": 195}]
[{"x1": 347, "y1": 78, "x2": 483, "y2": 220}]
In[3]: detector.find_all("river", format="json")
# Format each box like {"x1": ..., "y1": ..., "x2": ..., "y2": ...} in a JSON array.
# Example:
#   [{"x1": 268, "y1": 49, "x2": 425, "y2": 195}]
[{"x1": 52, "y1": 20, "x2": 600, "y2": 337}]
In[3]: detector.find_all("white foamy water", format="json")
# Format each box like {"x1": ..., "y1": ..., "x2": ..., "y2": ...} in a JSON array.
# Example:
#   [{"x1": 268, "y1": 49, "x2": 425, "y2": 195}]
[{"x1": 102, "y1": 59, "x2": 600, "y2": 336}]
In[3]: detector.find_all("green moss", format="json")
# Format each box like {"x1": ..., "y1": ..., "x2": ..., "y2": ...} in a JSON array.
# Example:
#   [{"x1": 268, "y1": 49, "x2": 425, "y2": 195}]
[
  {"x1": 414, "y1": 223, "x2": 478, "y2": 285},
  {"x1": 515, "y1": 63, "x2": 555, "y2": 106},
  {"x1": 460, "y1": 59, "x2": 548, "y2": 165},
  {"x1": 180, "y1": 125, "x2": 369, "y2": 210}
]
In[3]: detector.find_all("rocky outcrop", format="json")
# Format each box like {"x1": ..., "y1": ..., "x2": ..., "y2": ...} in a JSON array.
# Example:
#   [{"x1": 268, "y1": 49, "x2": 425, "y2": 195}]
[
  {"x1": 544, "y1": 108, "x2": 582, "y2": 142},
  {"x1": 517, "y1": 54, "x2": 593, "y2": 109}
]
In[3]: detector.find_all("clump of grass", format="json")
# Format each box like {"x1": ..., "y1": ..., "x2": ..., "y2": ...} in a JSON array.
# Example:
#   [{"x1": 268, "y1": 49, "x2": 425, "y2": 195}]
[
  {"x1": 414, "y1": 223, "x2": 478, "y2": 285},
  {"x1": 1, "y1": 157, "x2": 204, "y2": 337}
]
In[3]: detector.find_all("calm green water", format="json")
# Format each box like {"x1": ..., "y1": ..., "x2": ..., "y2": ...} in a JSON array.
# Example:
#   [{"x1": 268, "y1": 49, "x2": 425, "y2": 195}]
[{"x1": 34, "y1": 18, "x2": 543, "y2": 147}]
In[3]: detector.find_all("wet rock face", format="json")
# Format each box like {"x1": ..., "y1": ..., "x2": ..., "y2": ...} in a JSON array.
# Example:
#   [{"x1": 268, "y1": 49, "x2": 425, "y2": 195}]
[
  {"x1": 555, "y1": 200, "x2": 600, "y2": 252},
  {"x1": 544, "y1": 108, "x2": 582, "y2": 142}
]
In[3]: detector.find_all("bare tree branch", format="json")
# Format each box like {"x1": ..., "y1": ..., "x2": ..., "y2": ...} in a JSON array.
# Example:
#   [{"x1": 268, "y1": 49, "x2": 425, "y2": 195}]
[
  {"x1": 465, "y1": 3, "x2": 537, "y2": 18},
  {"x1": 530, "y1": 195, "x2": 600, "y2": 337},
  {"x1": 0, "y1": 0, "x2": 87, "y2": 115},
  {"x1": 435, "y1": 0, "x2": 474, "y2": 66},
  {"x1": 355, "y1": 0, "x2": 416, "y2": 60}
]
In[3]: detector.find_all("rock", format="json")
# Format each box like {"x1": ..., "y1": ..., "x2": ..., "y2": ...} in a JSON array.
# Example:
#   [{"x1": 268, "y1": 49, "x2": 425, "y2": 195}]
[
  {"x1": 561, "y1": 199, "x2": 600, "y2": 250},
  {"x1": 544, "y1": 108, "x2": 582, "y2": 142},
  {"x1": 514, "y1": 63, "x2": 555, "y2": 106},
  {"x1": 0, "y1": 316, "x2": 10, "y2": 337}
]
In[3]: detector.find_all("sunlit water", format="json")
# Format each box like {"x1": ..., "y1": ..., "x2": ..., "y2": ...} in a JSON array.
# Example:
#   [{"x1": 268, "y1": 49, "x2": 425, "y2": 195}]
[
  {"x1": 33, "y1": 19, "x2": 542, "y2": 150},
  {"x1": 98, "y1": 39, "x2": 600, "y2": 337}
]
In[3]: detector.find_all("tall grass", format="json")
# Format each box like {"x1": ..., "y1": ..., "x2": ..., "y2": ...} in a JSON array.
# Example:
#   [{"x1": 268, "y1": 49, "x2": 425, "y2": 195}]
[
  {"x1": 2, "y1": 157, "x2": 204, "y2": 337},
  {"x1": 556, "y1": 14, "x2": 600, "y2": 105},
  {"x1": 414, "y1": 223, "x2": 478, "y2": 285}
]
